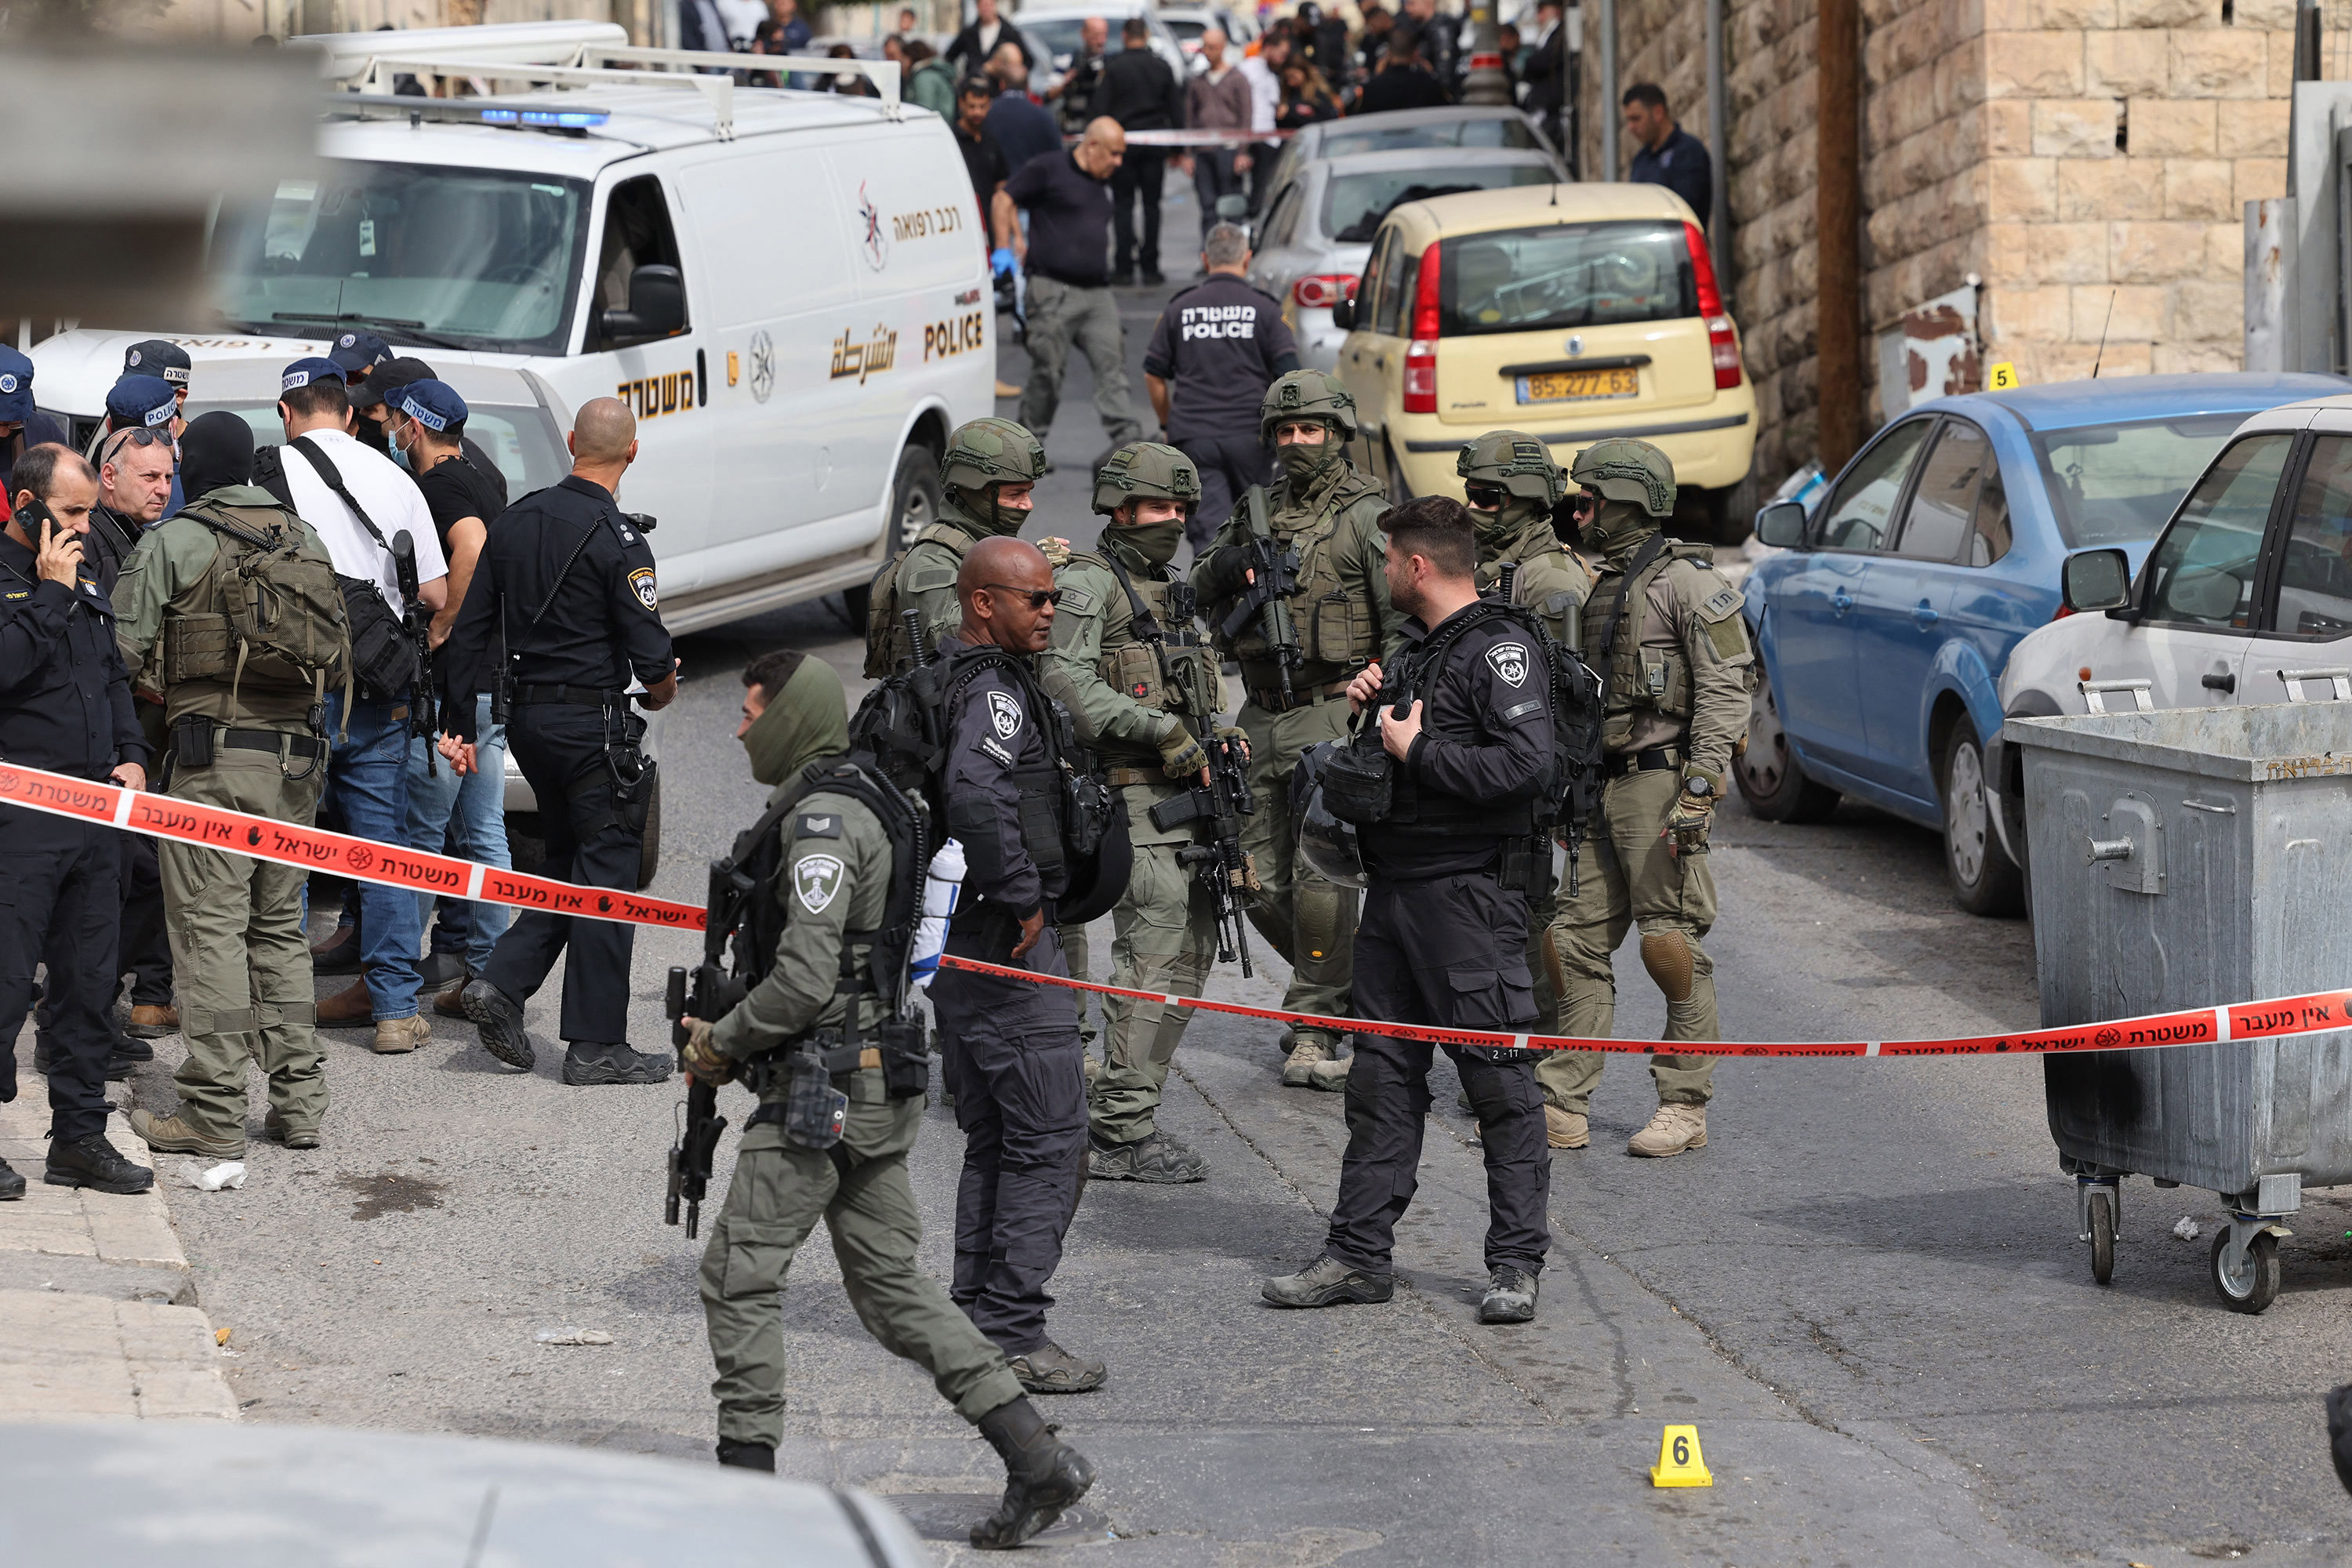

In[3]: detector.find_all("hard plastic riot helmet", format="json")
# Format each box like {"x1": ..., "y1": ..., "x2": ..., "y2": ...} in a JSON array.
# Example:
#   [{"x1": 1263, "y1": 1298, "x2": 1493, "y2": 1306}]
[
  {"x1": 1290, "y1": 742, "x2": 1367, "y2": 890},
  {"x1": 939, "y1": 417, "x2": 1048, "y2": 537},
  {"x1": 1569, "y1": 437, "x2": 1677, "y2": 519},
  {"x1": 1092, "y1": 441, "x2": 1203, "y2": 517},
  {"x1": 1259, "y1": 368, "x2": 1360, "y2": 447}
]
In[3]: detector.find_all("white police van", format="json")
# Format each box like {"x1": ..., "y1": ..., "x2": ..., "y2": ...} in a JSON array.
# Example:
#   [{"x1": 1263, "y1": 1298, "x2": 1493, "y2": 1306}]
[{"x1": 31, "y1": 21, "x2": 993, "y2": 633}]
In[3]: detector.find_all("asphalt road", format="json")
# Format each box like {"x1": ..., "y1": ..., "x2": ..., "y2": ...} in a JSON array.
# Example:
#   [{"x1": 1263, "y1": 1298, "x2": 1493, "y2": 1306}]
[{"x1": 122, "y1": 223, "x2": 2352, "y2": 1566}]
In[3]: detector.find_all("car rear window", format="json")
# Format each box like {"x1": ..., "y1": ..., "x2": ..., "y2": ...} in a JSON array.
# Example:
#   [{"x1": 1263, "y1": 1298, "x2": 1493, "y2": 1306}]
[
  {"x1": 2030, "y1": 412, "x2": 2252, "y2": 548},
  {"x1": 1319, "y1": 118, "x2": 1541, "y2": 158},
  {"x1": 1438, "y1": 221, "x2": 1696, "y2": 336},
  {"x1": 1325, "y1": 165, "x2": 1557, "y2": 242}
]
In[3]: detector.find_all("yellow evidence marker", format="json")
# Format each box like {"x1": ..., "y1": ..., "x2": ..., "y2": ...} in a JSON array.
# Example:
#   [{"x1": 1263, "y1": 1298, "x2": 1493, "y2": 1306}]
[
  {"x1": 1987, "y1": 361, "x2": 2020, "y2": 390},
  {"x1": 1650, "y1": 1425, "x2": 1713, "y2": 1488}
]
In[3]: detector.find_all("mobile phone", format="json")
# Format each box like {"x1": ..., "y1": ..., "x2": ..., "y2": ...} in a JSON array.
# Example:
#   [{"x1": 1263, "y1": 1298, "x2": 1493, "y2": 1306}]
[{"x1": 16, "y1": 497, "x2": 54, "y2": 535}]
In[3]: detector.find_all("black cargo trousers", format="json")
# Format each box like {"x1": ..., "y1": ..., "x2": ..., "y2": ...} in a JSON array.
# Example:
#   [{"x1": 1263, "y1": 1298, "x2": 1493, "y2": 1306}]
[
  {"x1": 0, "y1": 806, "x2": 123, "y2": 1142},
  {"x1": 931, "y1": 901, "x2": 1088, "y2": 1356},
  {"x1": 1323, "y1": 869, "x2": 1553, "y2": 1279}
]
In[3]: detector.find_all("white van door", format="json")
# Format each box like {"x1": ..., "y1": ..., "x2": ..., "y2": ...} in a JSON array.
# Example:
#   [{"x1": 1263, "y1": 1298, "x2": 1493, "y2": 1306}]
[{"x1": 540, "y1": 169, "x2": 717, "y2": 589}]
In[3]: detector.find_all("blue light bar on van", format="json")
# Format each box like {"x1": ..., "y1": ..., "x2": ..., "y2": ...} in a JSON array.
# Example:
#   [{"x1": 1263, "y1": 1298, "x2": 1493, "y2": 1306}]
[
  {"x1": 479, "y1": 106, "x2": 610, "y2": 129},
  {"x1": 327, "y1": 95, "x2": 614, "y2": 134}
]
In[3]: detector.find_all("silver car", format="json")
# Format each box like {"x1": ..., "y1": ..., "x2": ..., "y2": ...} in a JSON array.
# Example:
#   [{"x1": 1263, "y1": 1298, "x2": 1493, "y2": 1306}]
[
  {"x1": 1246, "y1": 145, "x2": 1568, "y2": 373},
  {"x1": 1254, "y1": 103, "x2": 1563, "y2": 222}
]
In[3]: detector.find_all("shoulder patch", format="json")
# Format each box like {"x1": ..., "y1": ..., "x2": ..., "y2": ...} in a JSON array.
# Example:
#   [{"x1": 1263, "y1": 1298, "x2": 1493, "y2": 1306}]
[
  {"x1": 792, "y1": 852, "x2": 846, "y2": 914},
  {"x1": 1693, "y1": 579, "x2": 1744, "y2": 624},
  {"x1": 903, "y1": 564, "x2": 958, "y2": 593},
  {"x1": 1485, "y1": 641, "x2": 1531, "y2": 688},
  {"x1": 986, "y1": 688, "x2": 1024, "y2": 739},
  {"x1": 980, "y1": 735, "x2": 1015, "y2": 766},
  {"x1": 1056, "y1": 583, "x2": 1098, "y2": 616},
  {"x1": 627, "y1": 567, "x2": 659, "y2": 613},
  {"x1": 795, "y1": 811, "x2": 842, "y2": 839}
]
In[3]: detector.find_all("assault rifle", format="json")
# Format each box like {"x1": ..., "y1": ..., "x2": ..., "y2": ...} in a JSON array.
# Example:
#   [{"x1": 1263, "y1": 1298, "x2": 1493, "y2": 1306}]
[
  {"x1": 1216, "y1": 487, "x2": 1304, "y2": 704},
  {"x1": 665, "y1": 912, "x2": 746, "y2": 1236},
  {"x1": 1147, "y1": 730, "x2": 1257, "y2": 977},
  {"x1": 390, "y1": 531, "x2": 438, "y2": 777}
]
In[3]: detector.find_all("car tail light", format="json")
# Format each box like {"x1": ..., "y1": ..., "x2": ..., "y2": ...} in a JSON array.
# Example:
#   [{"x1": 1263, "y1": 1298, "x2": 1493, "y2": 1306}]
[
  {"x1": 1293, "y1": 274, "x2": 1358, "y2": 310},
  {"x1": 1683, "y1": 220, "x2": 1742, "y2": 391},
  {"x1": 1403, "y1": 241, "x2": 1443, "y2": 415}
]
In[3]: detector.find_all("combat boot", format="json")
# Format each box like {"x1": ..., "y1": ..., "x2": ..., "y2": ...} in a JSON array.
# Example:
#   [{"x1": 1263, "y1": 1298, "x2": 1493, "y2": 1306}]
[
  {"x1": 460, "y1": 979, "x2": 535, "y2": 1071},
  {"x1": 263, "y1": 1109, "x2": 321, "y2": 1150},
  {"x1": 1544, "y1": 1106, "x2": 1589, "y2": 1149},
  {"x1": 0, "y1": 1157, "x2": 25, "y2": 1200},
  {"x1": 714, "y1": 1438, "x2": 775, "y2": 1472},
  {"x1": 1479, "y1": 1265, "x2": 1538, "y2": 1324},
  {"x1": 1087, "y1": 1128, "x2": 1207, "y2": 1184},
  {"x1": 372, "y1": 1015, "x2": 430, "y2": 1055},
  {"x1": 562, "y1": 1041, "x2": 673, "y2": 1087},
  {"x1": 128, "y1": 1109, "x2": 244, "y2": 1160},
  {"x1": 45, "y1": 1133, "x2": 154, "y2": 1196},
  {"x1": 125, "y1": 1004, "x2": 180, "y2": 1039},
  {"x1": 971, "y1": 1396, "x2": 1097, "y2": 1550},
  {"x1": 1007, "y1": 1339, "x2": 1106, "y2": 1395},
  {"x1": 1628, "y1": 1102, "x2": 1707, "y2": 1157},
  {"x1": 1281, "y1": 1035, "x2": 1342, "y2": 1090},
  {"x1": 1261, "y1": 1254, "x2": 1393, "y2": 1308}
]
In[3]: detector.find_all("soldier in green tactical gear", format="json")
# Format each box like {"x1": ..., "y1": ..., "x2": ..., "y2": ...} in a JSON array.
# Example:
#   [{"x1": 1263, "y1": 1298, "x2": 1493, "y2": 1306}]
[
  {"x1": 863, "y1": 418, "x2": 1048, "y2": 677},
  {"x1": 1459, "y1": 430, "x2": 1598, "y2": 1062},
  {"x1": 1189, "y1": 371, "x2": 1405, "y2": 1091},
  {"x1": 1038, "y1": 443, "x2": 1233, "y2": 1182},
  {"x1": 111, "y1": 411, "x2": 350, "y2": 1159},
  {"x1": 1541, "y1": 440, "x2": 1752, "y2": 1158},
  {"x1": 682, "y1": 649, "x2": 1094, "y2": 1549}
]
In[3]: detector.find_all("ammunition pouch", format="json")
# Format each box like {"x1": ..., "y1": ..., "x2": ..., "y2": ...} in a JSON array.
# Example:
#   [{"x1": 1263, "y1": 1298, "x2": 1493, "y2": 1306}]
[
  {"x1": 1319, "y1": 736, "x2": 1396, "y2": 826},
  {"x1": 879, "y1": 1016, "x2": 929, "y2": 1101},
  {"x1": 1496, "y1": 835, "x2": 1555, "y2": 899}
]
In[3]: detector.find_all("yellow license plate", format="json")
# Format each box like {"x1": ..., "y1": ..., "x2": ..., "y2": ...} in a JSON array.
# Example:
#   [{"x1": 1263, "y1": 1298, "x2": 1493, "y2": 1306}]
[{"x1": 1516, "y1": 368, "x2": 1640, "y2": 404}]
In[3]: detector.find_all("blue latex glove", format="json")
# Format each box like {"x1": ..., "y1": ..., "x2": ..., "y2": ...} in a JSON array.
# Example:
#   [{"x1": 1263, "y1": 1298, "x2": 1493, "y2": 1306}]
[{"x1": 990, "y1": 247, "x2": 1017, "y2": 279}]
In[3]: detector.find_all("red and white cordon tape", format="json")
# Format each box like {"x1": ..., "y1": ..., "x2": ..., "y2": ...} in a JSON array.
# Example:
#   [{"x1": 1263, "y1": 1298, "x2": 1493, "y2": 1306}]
[
  {"x1": 6, "y1": 759, "x2": 2347, "y2": 1060},
  {"x1": 1062, "y1": 127, "x2": 1294, "y2": 147},
  {"x1": 0, "y1": 760, "x2": 705, "y2": 934}
]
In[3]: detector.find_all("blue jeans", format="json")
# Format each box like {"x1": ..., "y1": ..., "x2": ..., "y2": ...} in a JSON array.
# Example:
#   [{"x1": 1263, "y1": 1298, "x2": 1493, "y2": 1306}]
[
  {"x1": 405, "y1": 695, "x2": 510, "y2": 974},
  {"x1": 322, "y1": 691, "x2": 423, "y2": 1020}
]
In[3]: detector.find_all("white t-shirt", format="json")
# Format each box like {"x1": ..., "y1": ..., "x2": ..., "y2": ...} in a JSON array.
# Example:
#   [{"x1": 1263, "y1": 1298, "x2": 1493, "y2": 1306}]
[
  {"x1": 278, "y1": 426, "x2": 448, "y2": 615},
  {"x1": 1238, "y1": 54, "x2": 1279, "y2": 134},
  {"x1": 713, "y1": 0, "x2": 768, "y2": 46}
]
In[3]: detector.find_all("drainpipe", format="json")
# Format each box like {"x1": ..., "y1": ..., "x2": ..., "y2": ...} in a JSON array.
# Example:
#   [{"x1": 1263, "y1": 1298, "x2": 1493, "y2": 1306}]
[
  {"x1": 1706, "y1": 0, "x2": 1729, "y2": 258},
  {"x1": 1599, "y1": 0, "x2": 1617, "y2": 179},
  {"x1": 1817, "y1": 0, "x2": 1863, "y2": 470}
]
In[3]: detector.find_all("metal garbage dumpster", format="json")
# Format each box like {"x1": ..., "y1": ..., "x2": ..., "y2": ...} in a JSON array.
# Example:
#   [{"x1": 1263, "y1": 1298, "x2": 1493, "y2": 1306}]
[{"x1": 2005, "y1": 700, "x2": 2352, "y2": 1313}]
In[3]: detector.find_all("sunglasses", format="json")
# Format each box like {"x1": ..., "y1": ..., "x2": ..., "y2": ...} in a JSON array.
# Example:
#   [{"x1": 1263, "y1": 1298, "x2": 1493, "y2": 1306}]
[
  {"x1": 1573, "y1": 490, "x2": 1599, "y2": 512},
  {"x1": 1464, "y1": 482, "x2": 1506, "y2": 509},
  {"x1": 984, "y1": 583, "x2": 1063, "y2": 610},
  {"x1": 103, "y1": 426, "x2": 173, "y2": 459}
]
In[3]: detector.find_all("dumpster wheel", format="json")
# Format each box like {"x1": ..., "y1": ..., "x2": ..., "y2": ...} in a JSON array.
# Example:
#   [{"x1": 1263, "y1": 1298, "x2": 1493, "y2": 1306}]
[
  {"x1": 2088, "y1": 1189, "x2": 2116, "y2": 1285},
  {"x1": 2211, "y1": 1227, "x2": 2281, "y2": 1314}
]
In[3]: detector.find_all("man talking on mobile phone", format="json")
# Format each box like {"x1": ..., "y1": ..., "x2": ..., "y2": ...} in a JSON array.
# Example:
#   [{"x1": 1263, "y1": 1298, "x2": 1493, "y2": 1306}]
[{"x1": 0, "y1": 445, "x2": 154, "y2": 1201}]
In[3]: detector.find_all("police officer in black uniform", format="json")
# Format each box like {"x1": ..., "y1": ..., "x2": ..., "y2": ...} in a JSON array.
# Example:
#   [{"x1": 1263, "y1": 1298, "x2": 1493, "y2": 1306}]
[
  {"x1": 928, "y1": 535, "x2": 1105, "y2": 1396},
  {"x1": 1263, "y1": 495, "x2": 1555, "y2": 1323},
  {"x1": 0, "y1": 444, "x2": 155, "y2": 1200},
  {"x1": 444, "y1": 397, "x2": 678, "y2": 1087},
  {"x1": 1142, "y1": 222, "x2": 1300, "y2": 553}
]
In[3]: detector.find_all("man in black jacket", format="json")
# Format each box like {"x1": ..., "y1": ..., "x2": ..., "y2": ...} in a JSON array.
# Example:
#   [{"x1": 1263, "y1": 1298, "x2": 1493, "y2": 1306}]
[
  {"x1": 1357, "y1": 25, "x2": 1450, "y2": 114},
  {"x1": 948, "y1": 0, "x2": 1033, "y2": 74},
  {"x1": 1098, "y1": 16, "x2": 1183, "y2": 287}
]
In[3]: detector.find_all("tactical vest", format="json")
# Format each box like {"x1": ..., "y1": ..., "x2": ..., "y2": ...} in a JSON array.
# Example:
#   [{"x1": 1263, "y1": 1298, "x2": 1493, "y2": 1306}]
[
  {"x1": 1481, "y1": 535, "x2": 1590, "y2": 654},
  {"x1": 862, "y1": 517, "x2": 981, "y2": 678},
  {"x1": 1588, "y1": 537, "x2": 1713, "y2": 751},
  {"x1": 1214, "y1": 476, "x2": 1386, "y2": 681},
  {"x1": 159, "y1": 499, "x2": 352, "y2": 730},
  {"x1": 1082, "y1": 547, "x2": 1223, "y2": 742}
]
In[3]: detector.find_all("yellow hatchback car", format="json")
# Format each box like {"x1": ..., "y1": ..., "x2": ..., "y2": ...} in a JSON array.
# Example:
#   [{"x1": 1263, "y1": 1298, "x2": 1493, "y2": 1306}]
[{"x1": 1330, "y1": 181, "x2": 1757, "y2": 532}]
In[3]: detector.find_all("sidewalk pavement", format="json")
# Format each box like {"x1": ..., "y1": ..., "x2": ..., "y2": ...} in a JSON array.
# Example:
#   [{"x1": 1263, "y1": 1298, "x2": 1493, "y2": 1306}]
[{"x1": 0, "y1": 1077, "x2": 239, "y2": 1424}]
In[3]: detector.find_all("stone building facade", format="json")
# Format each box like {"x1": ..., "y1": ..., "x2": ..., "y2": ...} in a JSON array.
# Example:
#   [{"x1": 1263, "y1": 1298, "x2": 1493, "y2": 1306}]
[{"x1": 1584, "y1": 0, "x2": 2298, "y2": 491}]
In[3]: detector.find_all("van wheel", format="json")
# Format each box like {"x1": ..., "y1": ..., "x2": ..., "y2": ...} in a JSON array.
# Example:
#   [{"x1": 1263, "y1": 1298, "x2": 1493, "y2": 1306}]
[
  {"x1": 1941, "y1": 719, "x2": 2024, "y2": 916},
  {"x1": 1734, "y1": 662, "x2": 1839, "y2": 822},
  {"x1": 845, "y1": 443, "x2": 943, "y2": 624}
]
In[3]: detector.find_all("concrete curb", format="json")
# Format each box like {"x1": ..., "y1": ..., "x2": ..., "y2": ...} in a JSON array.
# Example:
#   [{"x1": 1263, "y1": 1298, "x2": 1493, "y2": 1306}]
[{"x1": 0, "y1": 1082, "x2": 239, "y2": 1423}]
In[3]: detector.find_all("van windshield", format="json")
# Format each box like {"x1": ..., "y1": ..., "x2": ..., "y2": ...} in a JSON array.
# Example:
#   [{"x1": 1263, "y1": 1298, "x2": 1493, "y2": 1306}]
[
  {"x1": 209, "y1": 162, "x2": 591, "y2": 356},
  {"x1": 2031, "y1": 412, "x2": 2252, "y2": 547},
  {"x1": 1439, "y1": 221, "x2": 1696, "y2": 336}
]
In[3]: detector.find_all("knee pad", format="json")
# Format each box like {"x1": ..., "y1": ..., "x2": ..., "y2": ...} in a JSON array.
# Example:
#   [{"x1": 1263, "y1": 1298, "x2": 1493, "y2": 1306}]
[
  {"x1": 1639, "y1": 928, "x2": 1695, "y2": 1004},
  {"x1": 1294, "y1": 878, "x2": 1355, "y2": 967}
]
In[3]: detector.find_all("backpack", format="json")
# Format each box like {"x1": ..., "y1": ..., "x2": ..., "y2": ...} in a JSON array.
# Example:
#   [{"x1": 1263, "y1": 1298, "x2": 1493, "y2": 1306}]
[
  {"x1": 163, "y1": 496, "x2": 353, "y2": 720},
  {"x1": 861, "y1": 521, "x2": 971, "y2": 679}
]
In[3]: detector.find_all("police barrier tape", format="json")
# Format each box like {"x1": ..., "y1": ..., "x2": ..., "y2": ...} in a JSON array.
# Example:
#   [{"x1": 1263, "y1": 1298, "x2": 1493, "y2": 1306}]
[
  {"x1": 0, "y1": 760, "x2": 706, "y2": 934},
  {"x1": 1061, "y1": 127, "x2": 1294, "y2": 147},
  {"x1": 10, "y1": 754, "x2": 2350, "y2": 1059},
  {"x1": 937, "y1": 956, "x2": 2352, "y2": 1061}
]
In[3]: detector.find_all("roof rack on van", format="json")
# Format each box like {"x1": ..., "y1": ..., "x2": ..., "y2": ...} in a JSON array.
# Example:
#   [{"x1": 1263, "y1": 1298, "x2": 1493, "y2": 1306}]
[{"x1": 303, "y1": 23, "x2": 902, "y2": 142}]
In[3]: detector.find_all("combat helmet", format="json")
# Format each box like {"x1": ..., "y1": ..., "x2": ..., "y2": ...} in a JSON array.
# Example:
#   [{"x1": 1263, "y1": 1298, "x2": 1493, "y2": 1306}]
[
  {"x1": 940, "y1": 417, "x2": 1047, "y2": 495},
  {"x1": 1569, "y1": 438, "x2": 1677, "y2": 519},
  {"x1": 1093, "y1": 441, "x2": 1202, "y2": 516},
  {"x1": 1457, "y1": 430, "x2": 1566, "y2": 508},
  {"x1": 1260, "y1": 368, "x2": 1359, "y2": 445}
]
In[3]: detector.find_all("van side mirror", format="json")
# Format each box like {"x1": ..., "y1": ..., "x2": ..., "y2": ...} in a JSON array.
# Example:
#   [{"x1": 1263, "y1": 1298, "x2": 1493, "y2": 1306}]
[
  {"x1": 2062, "y1": 546, "x2": 2132, "y2": 613},
  {"x1": 1330, "y1": 297, "x2": 1356, "y2": 331},
  {"x1": 1752, "y1": 499, "x2": 1807, "y2": 549},
  {"x1": 601, "y1": 263, "x2": 685, "y2": 343}
]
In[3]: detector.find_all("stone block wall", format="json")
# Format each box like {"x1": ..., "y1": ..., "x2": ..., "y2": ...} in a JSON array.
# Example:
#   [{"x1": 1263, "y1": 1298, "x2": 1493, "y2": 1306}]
[{"x1": 1583, "y1": 0, "x2": 2295, "y2": 492}]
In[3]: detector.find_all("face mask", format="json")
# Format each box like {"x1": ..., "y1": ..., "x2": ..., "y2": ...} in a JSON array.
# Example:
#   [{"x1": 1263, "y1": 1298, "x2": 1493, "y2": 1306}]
[
  {"x1": 1280, "y1": 435, "x2": 1341, "y2": 495},
  {"x1": 1584, "y1": 497, "x2": 1658, "y2": 562},
  {"x1": 1116, "y1": 518, "x2": 1185, "y2": 566},
  {"x1": 951, "y1": 485, "x2": 1029, "y2": 538}
]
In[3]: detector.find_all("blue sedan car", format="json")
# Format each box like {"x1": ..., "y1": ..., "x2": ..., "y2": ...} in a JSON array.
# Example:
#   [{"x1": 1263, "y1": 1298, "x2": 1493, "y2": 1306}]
[{"x1": 1736, "y1": 372, "x2": 2345, "y2": 915}]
